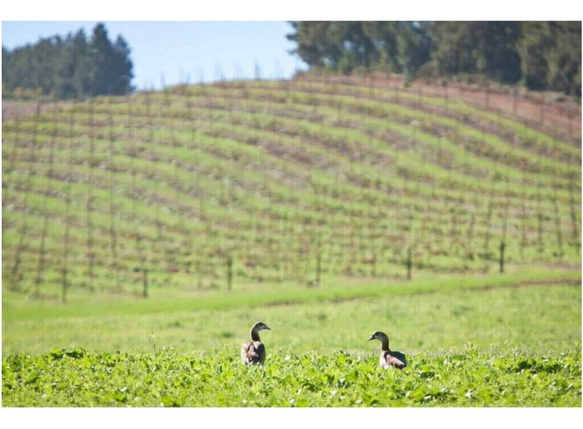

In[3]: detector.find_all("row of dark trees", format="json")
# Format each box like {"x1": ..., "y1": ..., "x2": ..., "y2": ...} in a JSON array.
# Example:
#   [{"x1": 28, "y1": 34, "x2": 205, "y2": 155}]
[
  {"x1": 287, "y1": 21, "x2": 581, "y2": 96},
  {"x1": 2, "y1": 23, "x2": 134, "y2": 100}
]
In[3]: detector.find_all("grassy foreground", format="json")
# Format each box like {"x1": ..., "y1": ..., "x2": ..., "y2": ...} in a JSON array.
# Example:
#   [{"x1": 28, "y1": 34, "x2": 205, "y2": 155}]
[{"x1": 2, "y1": 270, "x2": 581, "y2": 407}]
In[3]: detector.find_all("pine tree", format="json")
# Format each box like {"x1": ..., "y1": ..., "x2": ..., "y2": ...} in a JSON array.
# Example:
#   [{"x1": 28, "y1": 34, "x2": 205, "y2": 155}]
[
  {"x1": 3, "y1": 22, "x2": 134, "y2": 99},
  {"x1": 90, "y1": 23, "x2": 114, "y2": 96}
]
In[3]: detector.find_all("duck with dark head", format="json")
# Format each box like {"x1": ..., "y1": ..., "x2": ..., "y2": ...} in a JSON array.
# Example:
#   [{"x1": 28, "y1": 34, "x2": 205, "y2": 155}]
[
  {"x1": 368, "y1": 331, "x2": 407, "y2": 369},
  {"x1": 241, "y1": 321, "x2": 271, "y2": 365}
]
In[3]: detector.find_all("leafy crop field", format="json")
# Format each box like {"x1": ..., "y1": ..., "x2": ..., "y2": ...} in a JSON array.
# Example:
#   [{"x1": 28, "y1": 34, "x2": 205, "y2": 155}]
[{"x1": 3, "y1": 346, "x2": 580, "y2": 407}]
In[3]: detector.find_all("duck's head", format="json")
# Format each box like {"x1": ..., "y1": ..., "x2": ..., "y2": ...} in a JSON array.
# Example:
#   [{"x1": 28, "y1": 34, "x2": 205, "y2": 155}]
[
  {"x1": 252, "y1": 321, "x2": 271, "y2": 332},
  {"x1": 368, "y1": 331, "x2": 388, "y2": 342}
]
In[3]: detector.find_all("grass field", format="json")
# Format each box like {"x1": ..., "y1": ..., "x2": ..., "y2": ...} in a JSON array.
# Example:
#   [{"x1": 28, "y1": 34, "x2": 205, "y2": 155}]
[
  {"x1": 2, "y1": 269, "x2": 581, "y2": 406},
  {"x1": 1, "y1": 268, "x2": 580, "y2": 355}
]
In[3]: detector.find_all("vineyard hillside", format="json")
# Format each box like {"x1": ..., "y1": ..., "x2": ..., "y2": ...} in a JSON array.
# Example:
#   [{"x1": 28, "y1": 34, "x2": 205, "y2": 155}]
[{"x1": 2, "y1": 74, "x2": 581, "y2": 300}]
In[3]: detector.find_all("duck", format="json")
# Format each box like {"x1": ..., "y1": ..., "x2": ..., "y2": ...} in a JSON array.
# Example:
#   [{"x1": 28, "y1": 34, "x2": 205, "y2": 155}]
[
  {"x1": 241, "y1": 321, "x2": 271, "y2": 365},
  {"x1": 368, "y1": 331, "x2": 407, "y2": 369}
]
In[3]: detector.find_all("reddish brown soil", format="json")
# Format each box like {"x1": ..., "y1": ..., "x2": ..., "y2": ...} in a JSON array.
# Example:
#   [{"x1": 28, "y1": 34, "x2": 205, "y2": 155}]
[{"x1": 322, "y1": 73, "x2": 581, "y2": 144}]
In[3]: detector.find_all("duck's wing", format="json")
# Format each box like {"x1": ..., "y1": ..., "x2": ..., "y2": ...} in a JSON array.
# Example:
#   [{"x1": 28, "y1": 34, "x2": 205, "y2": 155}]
[
  {"x1": 241, "y1": 340, "x2": 265, "y2": 365},
  {"x1": 382, "y1": 350, "x2": 406, "y2": 369},
  {"x1": 391, "y1": 350, "x2": 407, "y2": 367}
]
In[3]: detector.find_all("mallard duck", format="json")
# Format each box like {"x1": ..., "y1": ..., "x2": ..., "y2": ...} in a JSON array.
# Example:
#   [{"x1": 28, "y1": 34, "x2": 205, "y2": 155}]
[
  {"x1": 368, "y1": 331, "x2": 407, "y2": 369},
  {"x1": 241, "y1": 321, "x2": 271, "y2": 365}
]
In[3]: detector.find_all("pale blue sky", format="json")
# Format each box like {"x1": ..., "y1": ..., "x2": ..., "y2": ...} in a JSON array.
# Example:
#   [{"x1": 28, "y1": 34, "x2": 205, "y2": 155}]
[{"x1": 2, "y1": 21, "x2": 308, "y2": 89}]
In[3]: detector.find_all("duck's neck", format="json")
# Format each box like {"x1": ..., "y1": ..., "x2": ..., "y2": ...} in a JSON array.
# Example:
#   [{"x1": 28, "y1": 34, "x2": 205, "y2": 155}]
[
  {"x1": 251, "y1": 329, "x2": 261, "y2": 341},
  {"x1": 379, "y1": 337, "x2": 390, "y2": 351}
]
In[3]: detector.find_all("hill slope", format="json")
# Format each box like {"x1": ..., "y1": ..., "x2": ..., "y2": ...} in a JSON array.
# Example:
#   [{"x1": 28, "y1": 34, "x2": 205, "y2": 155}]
[{"x1": 2, "y1": 75, "x2": 581, "y2": 298}]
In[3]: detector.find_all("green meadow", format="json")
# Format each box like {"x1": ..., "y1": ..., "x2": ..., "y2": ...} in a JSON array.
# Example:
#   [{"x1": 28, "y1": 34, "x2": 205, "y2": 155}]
[{"x1": 2, "y1": 270, "x2": 581, "y2": 406}]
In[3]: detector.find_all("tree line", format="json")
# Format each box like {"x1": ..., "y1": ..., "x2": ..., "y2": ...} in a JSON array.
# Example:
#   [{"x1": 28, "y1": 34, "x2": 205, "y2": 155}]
[
  {"x1": 287, "y1": 21, "x2": 581, "y2": 97},
  {"x1": 2, "y1": 23, "x2": 134, "y2": 100}
]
